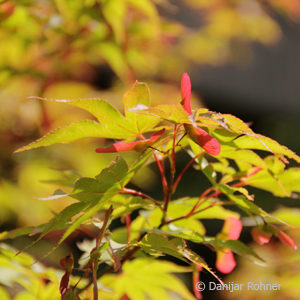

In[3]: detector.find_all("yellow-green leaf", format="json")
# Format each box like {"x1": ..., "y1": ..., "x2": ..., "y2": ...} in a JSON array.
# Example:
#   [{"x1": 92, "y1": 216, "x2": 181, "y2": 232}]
[
  {"x1": 123, "y1": 81, "x2": 161, "y2": 133},
  {"x1": 15, "y1": 120, "x2": 125, "y2": 152},
  {"x1": 33, "y1": 97, "x2": 137, "y2": 137},
  {"x1": 140, "y1": 104, "x2": 191, "y2": 124},
  {"x1": 219, "y1": 145, "x2": 267, "y2": 169},
  {"x1": 233, "y1": 134, "x2": 300, "y2": 163}
]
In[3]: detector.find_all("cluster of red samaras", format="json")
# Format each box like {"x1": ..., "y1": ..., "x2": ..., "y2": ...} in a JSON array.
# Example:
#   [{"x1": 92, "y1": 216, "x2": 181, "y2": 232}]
[
  {"x1": 59, "y1": 254, "x2": 75, "y2": 299},
  {"x1": 251, "y1": 226, "x2": 297, "y2": 250},
  {"x1": 215, "y1": 218, "x2": 297, "y2": 275},
  {"x1": 216, "y1": 217, "x2": 242, "y2": 274},
  {"x1": 95, "y1": 73, "x2": 221, "y2": 156}
]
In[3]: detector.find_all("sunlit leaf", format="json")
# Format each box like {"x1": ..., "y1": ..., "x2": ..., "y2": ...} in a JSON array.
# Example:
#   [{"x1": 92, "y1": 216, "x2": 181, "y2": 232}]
[
  {"x1": 232, "y1": 134, "x2": 300, "y2": 163},
  {"x1": 102, "y1": 0, "x2": 126, "y2": 43},
  {"x1": 219, "y1": 145, "x2": 267, "y2": 169},
  {"x1": 273, "y1": 208, "x2": 300, "y2": 227},
  {"x1": 138, "y1": 104, "x2": 191, "y2": 124},
  {"x1": 15, "y1": 120, "x2": 126, "y2": 152},
  {"x1": 42, "y1": 98, "x2": 135, "y2": 137},
  {"x1": 123, "y1": 81, "x2": 161, "y2": 133},
  {"x1": 220, "y1": 113, "x2": 255, "y2": 135},
  {"x1": 100, "y1": 258, "x2": 194, "y2": 300},
  {"x1": 246, "y1": 169, "x2": 290, "y2": 197},
  {"x1": 264, "y1": 155, "x2": 286, "y2": 174}
]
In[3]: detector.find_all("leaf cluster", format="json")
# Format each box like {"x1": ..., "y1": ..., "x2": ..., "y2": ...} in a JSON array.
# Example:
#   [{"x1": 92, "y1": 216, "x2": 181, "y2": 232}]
[{"x1": 2, "y1": 77, "x2": 300, "y2": 299}]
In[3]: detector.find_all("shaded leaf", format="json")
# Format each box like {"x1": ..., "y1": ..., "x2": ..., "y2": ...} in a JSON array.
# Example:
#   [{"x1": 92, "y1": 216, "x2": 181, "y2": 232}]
[
  {"x1": 217, "y1": 184, "x2": 267, "y2": 216},
  {"x1": 148, "y1": 229, "x2": 264, "y2": 263},
  {"x1": 72, "y1": 156, "x2": 128, "y2": 202},
  {"x1": 58, "y1": 200, "x2": 111, "y2": 246},
  {"x1": 138, "y1": 233, "x2": 187, "y2": 262},
  {"x1": 179, "y1": 247, "x2": 223, "y2": 283},
  {"x1": 30, "y1": 201, "x2": 89, "y2": 247}
]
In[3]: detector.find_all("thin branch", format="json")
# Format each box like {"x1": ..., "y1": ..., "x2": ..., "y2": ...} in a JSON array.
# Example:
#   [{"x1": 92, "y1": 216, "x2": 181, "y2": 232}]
[
  {"x1": 162, "y1": 124, "x2": 179, "y2": 216},
  {"x1": 172, "y1": 151, "x2": 204, "y2": 193},
  {"x1": 153, "y1": 152, "x2": 169, "y2": 201},
  {"x1": 92, "y1": 261, "x2": 98, "y2": 300},
  {"x1": 170, "y1": 124, "x2": 178, "y2": 187},
  {"x1": 163, "y1": 201, "x2": 218, "y2": 226},
  {"x1": 96, "y1": 205, "x2": 113, "y2": 249},
  {"x1": 77, "y1": 227, "x2": 97, "y2": 239},
  {"x1": 121, "y1": 187, "x2": 162, "y2": 207},
  {"x1": 125, "y1": 214, "x2": 131, "y2": 243},
  {"x1": 138, "y1": 133, "x2": 169, "y2": 203},
  {"x1": 187, "y1": 187, "x2": 213, "y2": 216},
  {"x1": 175, "y1": 132, "x2": 186, "y2": 147}
]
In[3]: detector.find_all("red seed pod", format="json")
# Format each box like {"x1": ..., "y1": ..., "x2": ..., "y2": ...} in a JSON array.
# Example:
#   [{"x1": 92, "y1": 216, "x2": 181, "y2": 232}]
[
  {"x1": 222, "y1": 217, "x2": 242, "y2": 240},
  {"x1": 95, "y1": 129, "x2": 165, "y2": 153},
  {"x1": 60, "y1": 254, "x2": 74, "y2": 271},
  {"x1": 0, "y1": 2, "x2": 15, "y2": 21},
  {"x1": 216, "y1": 249, "x2": 236, "y2": 274},
  {"x1": 276, "y1": 230, "x2": 297, "y2": 250},
  {"x1": 95, "y1": 140, "x2": 141, "y2": 153},
  {"x1": 60, "y1": 271, "x2": 70, "y2": 298},
  {"x1": 251, "y1": 228, "x2": 271, "y2": 245},
  {"x1": 184, "y1": 124, "x2": 221, "y2": 156},
  {"x1": 193, "y1": 267, "x2": 203, "y2": 300},
  {"x1": 180, "y1": 73, "x2": 192, "y2": 115}
]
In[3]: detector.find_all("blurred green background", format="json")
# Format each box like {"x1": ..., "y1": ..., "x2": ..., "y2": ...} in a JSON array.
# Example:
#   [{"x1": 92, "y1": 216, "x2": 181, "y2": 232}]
[{"x1": 0, "y1": 1, "x2": 300, "y2": 299}]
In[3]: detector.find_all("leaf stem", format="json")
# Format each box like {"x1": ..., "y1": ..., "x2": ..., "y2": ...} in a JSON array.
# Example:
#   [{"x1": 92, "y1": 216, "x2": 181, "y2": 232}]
[
  {"x1": 92, "y1": 261, "x2": 98, "y2": 300},
  {"x1": 125, "y1": 214, "x2": 131, "y2": 243},
  {"x1": 163, "y1": 201, "x2": 218, "y2": 226},
  {"x1": 187, "y1": 187, "x2": 214, "y2": 216},
  {"x1": 162, "y1": 124, "x2": 179, "y2": 217},
  {"x1": 175, "y1": 132, "x2": 186, "y2": 147},
  {"x1": 153, "y1": 152, "x2": 169, "y2": 202},
  {"x1": 170, "y1": 124, "x2": 178, "y2": 188},
  {"x1": 77, "y1": 227, "x2": 97, "y2": 239},
  {"x1": 138, "y1": 133, "x2": 169, "y2": 203},
  {"x1": 121, "y1": 187, "x2": 161, "y2": 207},
  {"x1": 96, "y1": 205, "x2": 113, "y2": 249},
  {"x1": 172, "y1": 151, "x2": 204, "y2": 193},
  {"x1": 164, "y1": 176, "x2": 256, "y2": 226}
]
